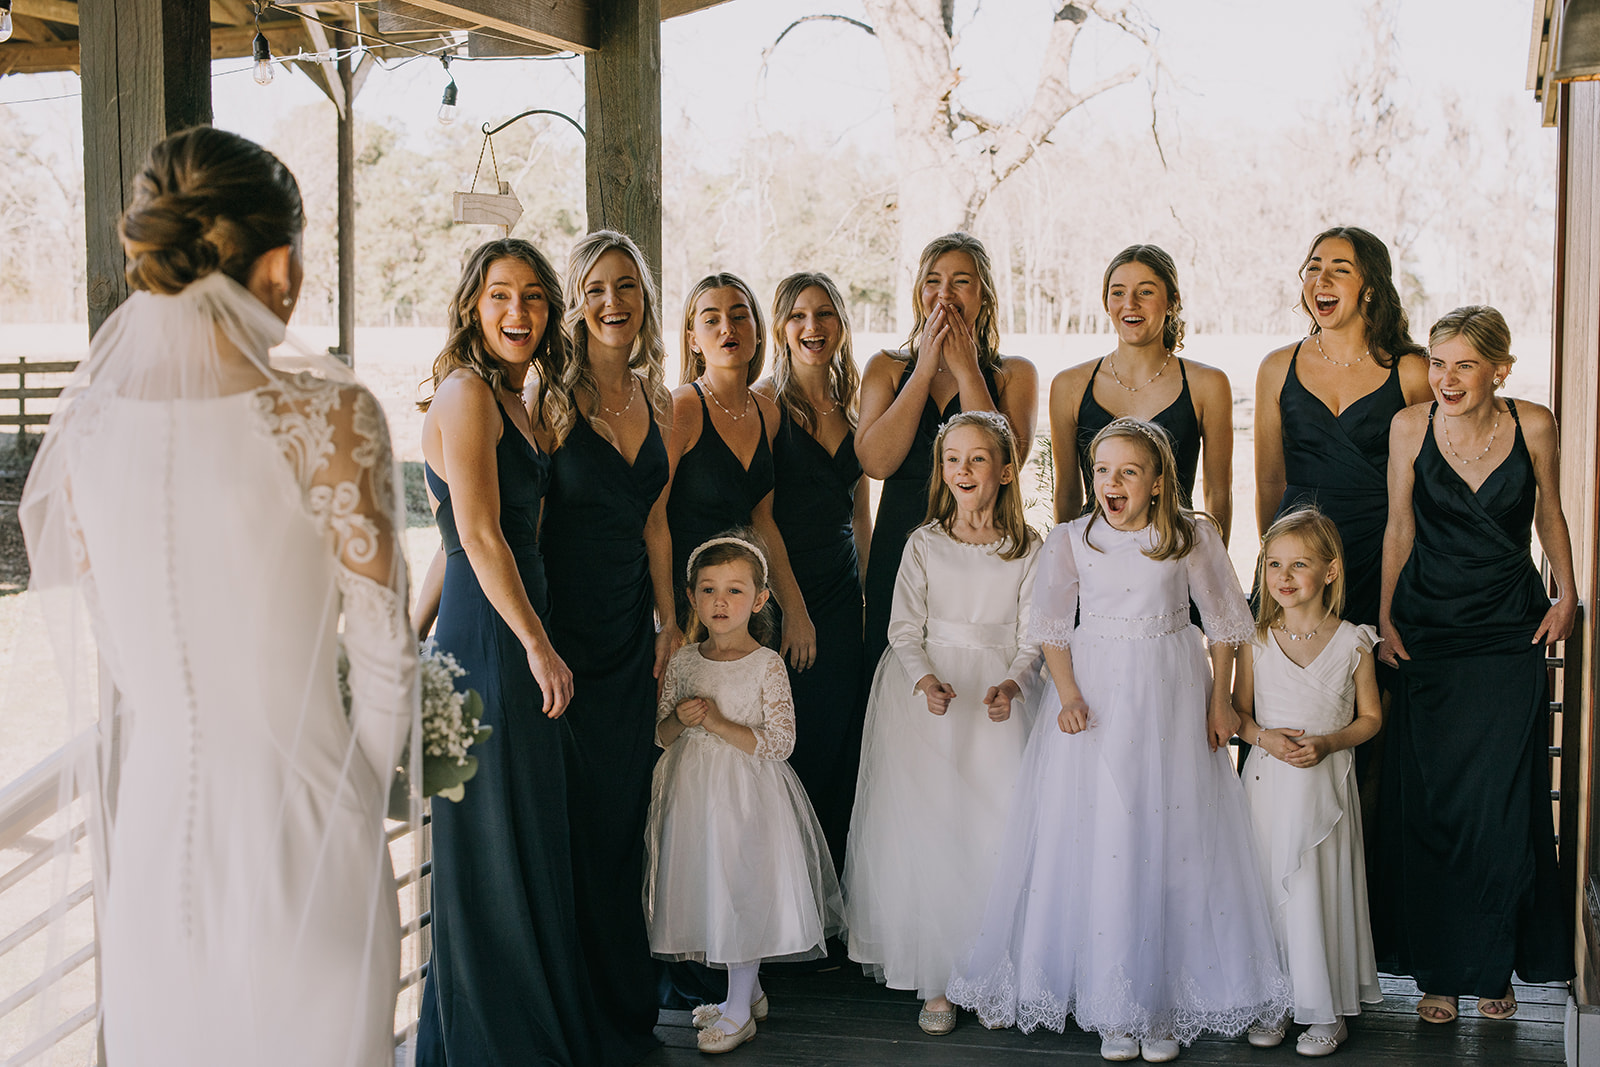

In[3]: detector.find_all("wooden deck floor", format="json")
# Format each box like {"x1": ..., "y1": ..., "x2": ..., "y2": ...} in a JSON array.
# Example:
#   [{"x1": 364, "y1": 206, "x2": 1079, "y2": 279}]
[{"x1": 641, "y1": 970, "x2": 1567, "y2": 1065}]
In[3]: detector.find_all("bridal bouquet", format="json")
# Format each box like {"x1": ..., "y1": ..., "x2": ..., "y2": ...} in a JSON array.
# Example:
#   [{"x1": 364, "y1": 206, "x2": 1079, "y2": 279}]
[{"x1": 338, "y1": 644, "x2": 492, "y2": 809}]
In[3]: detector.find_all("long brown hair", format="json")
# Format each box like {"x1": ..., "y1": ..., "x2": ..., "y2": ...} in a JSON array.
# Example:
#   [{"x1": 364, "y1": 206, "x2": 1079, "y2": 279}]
[
  {"x1": 923, "y1": 410, "x2": 1035, "y2": 561},
  {"x1": 1298, "y1": 225, "x2": 1425, "y2": 367},
  {"x1": 1083, "y1": 417, "x2": 1215, "y2": 561},
  {"x1": 679, "y1": 273, "x2": 766, "y2": 386},
  {"x1": 1102, "y1": 243, "x2": 1186, "y2": 353},
  {"x1": 1253, "y1": 508, "x2": 1347, "y2": 638},
  {"x1": 899, "y1": 232, "x2": 1001, "y2": 373},
  {"x1": 419, "y1": 239, "x2": 567, "y2": 417},
  {"x1": 769, "y1": 271, "x2": 860, "y2": 431},
  {"x1": 549, "y1": 230, "x2": 670, "y2": 449}
]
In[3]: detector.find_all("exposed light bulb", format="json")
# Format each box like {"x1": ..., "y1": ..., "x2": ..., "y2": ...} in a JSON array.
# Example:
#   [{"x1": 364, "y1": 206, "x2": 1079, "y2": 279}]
[
  {"x1": 437, "y1": 82, "x2": 458, "y2": 125},
  {"x1": 0, "y1": 2, "x2": 14, "y2": 45},
  {"x1": 252, "y1": 31, "x2": 274, "y2": 86}
]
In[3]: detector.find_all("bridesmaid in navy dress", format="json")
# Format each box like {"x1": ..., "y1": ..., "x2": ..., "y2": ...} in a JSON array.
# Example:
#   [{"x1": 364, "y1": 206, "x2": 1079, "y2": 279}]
[
  {"x1": 857, "y1": 233, "x2": 1037, "y2": 674},
  {"x1": 1048, "y1": 244, "x2": 1233, "y2": 530},
  {"x1": 756, "y1": 272, "x2": 871, "y2": 874},
  {"x1": 1254, "y1": 226, "x2": 1431, "y2": 627},
  {"x1": 536, "y1": 230, "x2": 675, "y2": 1064},
  {"x1": 1375, "y1": 306, "x2": 1576, "y2": 1024},
  {"x1": 414, "y1": 240, "x2": 602, "y2": 1066}
]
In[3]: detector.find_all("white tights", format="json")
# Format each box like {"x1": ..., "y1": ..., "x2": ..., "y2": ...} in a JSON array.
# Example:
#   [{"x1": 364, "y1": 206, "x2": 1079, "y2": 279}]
[{"x1": 717, "y1": 962, "x2": 763, "y2": 1028}]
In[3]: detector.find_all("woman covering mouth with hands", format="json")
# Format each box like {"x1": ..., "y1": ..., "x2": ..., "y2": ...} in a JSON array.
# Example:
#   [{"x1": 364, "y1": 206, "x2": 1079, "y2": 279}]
[{"x1": 856, "y1": 232, "x2": 1038, "y2": 676}]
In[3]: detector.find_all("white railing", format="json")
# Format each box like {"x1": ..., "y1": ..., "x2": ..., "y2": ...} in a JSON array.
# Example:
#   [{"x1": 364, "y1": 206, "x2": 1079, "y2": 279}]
[{"x1": 0, "y1": 746, "x2": 432, "y2": 1065}]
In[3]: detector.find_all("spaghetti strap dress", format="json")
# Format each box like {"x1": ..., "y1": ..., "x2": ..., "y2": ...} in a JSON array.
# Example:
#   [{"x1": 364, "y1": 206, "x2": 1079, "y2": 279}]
[
  {"x1": 418, "y1": 403, "x2": 605, "y2": 1067},
  {"x1": 1371, "y1": 400, "x2": 1572, "y2": 995},
  {"x1": 863, "y1": 362, "x2": 999, "y2": 673},
  {"x1": 1275, "y1": 343, "x2": 1404, "y2": 627},
  {"x1": 542, "y1": 411, "x2": 670, "y2": 1064},
  {"x1": 666, "y1": 383, "x2": 774, "y2": 629},
  {"x1": 1074, "y1": 357, "x2": 1202, "y2": 508},
  {"x1": 770, "y1": 410, "x2": 866, "y2": 873}
]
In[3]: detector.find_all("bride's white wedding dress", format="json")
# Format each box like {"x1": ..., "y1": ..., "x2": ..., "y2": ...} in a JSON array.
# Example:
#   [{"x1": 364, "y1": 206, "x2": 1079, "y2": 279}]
[{"x1": 21, "y1": 273, "x2": 419, "y2": 1066}]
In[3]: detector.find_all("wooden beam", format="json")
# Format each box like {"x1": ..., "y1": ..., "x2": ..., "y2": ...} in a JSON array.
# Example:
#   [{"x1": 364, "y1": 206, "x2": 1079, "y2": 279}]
[
  {"x1": 467, "y1": 29, "x2": 560, "y2": 57},
  {"x1": 585, "y1": 0, "x2": 661, "y2": 287},
  {"x1": 11, "y1": 0, "x2": 78, "y2": 26},
  {"x1": 81, "y1": 0, "x2": 213, "y2": 333},
  {"x1": 210, "y1": 0, "x2": 256, "y2": 24},
  {"x1": 0, "y1": 40, "x2": 80, "y2": 74},
  {"x1": 211, "y1": 23, "x2": 304, "y2": 59},
  {"x1": 398, "y1": 0, "x2": 593, "y2": 52},
  {"x1": 376, "y1": 0, "x2": 475, "y2": 33},
  {"x1": 298, "y1": 12, "x2": 346, "y2": 116},
  {"x1": 335, "y1": 40, "x2": 358, "y2": 363},
  {"x1": 661, "y1": 0, "x2": 733, "y2": 19}
]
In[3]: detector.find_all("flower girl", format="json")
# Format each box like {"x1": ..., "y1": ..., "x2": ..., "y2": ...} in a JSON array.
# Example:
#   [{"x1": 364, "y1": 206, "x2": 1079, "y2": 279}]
[
  {"x1": 948, "y1": 417, "x2": 1289, "y2": 1063},
  {"x1": 1235, "y1": 508, "x2": 1382, "y2": 1057},
  {"x1": 645, "y1": 532, "x2": 845, "y2": 1054},
  {"x1": 844, "y1": 410, "x2": 1043, "y2": 1036}
]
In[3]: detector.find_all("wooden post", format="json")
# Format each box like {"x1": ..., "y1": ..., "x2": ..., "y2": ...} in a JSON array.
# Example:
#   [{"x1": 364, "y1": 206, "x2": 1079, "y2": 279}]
[
  {"x1": 80, "y1": 0, "x2": 213, "y2": 335},
  {"x1": 336, "y1": 43, "x2": 357, "y2": 365},
  {"x1": 584, "y1": 0, "x2": 663, "y2": 290}
]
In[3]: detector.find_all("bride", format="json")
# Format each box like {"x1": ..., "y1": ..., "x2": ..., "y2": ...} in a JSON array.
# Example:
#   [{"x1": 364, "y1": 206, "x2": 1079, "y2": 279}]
[{"x1": 19, "y1": 127, "x2": 418, "y2": 1066}]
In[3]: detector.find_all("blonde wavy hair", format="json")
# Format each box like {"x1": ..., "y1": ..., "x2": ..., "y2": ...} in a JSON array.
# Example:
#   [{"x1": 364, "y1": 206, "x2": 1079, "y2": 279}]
[
  {"x1": 546, "y1": 230, "x2": 670, "y2": 449},
  {"x1": 769, "y1": 272, "x2": 860, "y2": 431},
  {"x1": 923, "y1": 410, "x2": 1036, "y2": 562},
  {"x1": 419, "y1": 239, "x2": 566, "y2": 417},
  {"x1": 679, "y1": 273, "x2": 766, "y2": 386},
  {"x1": 898, "y1": 232, "x2": 1002, "y2": 374},
  {"x1": 1253, "y1": 508, "x2": 1347, "y2": 638},
  {"x1": 1083, "y1": 417, "x2": 1215, "y2": 561},
  {"x1": 1428, "y1": 304, "x2": 1516, "y2": 376}
]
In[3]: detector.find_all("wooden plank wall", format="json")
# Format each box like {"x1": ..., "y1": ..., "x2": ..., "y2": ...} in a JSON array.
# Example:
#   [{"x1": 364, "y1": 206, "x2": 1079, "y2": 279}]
[{"x1": 1557, "y1": 78, "x2": 1600, "y2": 1004}]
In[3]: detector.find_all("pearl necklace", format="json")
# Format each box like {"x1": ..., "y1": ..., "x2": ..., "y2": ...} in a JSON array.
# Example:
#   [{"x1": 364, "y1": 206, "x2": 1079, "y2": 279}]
[
  {"x1": 1441, "y1": 409, "x2": 1501, "y2": 465},
  {"x1": 1276, "y1": 607, "x2": 1333, "y2": 642},
  {"x1": 599, "y1": 374, "x2": 639, "y2": 418},
  {"x1": 1106, "y1": 351, "x2": 1173, "y2": 392},
  {"x1": 1312, "y1": 333, "x2": 1369, "y2": 368},
  {"x1": 700, "y1": 378, "x2": 750, "y2": 421}
]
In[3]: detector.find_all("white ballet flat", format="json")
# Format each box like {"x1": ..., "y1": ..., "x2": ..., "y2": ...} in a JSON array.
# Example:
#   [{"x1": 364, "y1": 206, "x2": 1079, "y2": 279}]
[
  {"x1": 696, "y1": 1015, "x2": 756, "y2": 1053},
  {"x1": 1100, "y1": 1035, "x2": 1141, "y2": 1061},
  {"x1": 1141, "y1": 1036, "x2": 1181, "y2": 1062},
  {"x1": 1296, "y1": 1018, "x2": 1347, "y2": 1057},
  {"x1": 692, "y1": 993, "x2": 769, "y2": 1030}
]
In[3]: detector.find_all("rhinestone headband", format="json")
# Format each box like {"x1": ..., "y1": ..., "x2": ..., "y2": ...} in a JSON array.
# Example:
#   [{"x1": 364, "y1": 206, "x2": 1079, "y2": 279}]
[{"x1": 686, "y1": 536, "x2": 769, "y2": 585}]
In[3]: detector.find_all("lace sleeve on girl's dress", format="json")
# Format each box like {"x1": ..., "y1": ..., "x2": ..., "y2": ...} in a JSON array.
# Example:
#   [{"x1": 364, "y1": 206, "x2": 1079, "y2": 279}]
[
  {"x1": 751, "y1": 651, "x2": 796, "y2": 761},
  {"x1": 1184, "y1": 518, "x2": 1256, "y2": 647},
  {"x1": 654, "y1": 650, "x2": 686, "y2": 748},
  {"x1": 262, "y1": 376, "x2": 418, "y2": 788},
  {"x1": 1028, "y1": 521, "x2": 1082, "y2": 650}
]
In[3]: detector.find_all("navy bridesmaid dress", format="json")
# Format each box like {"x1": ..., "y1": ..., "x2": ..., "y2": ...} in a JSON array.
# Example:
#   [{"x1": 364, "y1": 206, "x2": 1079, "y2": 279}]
[
  {"x1": 1073, "y1": 357, "x2": 1202, "y2": 508},
  {"x1": 417, "y1": 403, "x2": 605, "y2": 1067}
]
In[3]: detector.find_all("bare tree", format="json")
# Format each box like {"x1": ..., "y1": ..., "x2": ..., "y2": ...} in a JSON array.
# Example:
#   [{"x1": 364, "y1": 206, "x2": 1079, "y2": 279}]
[{"x1": 769, "y1": 0, "x2": 1158, "y2": 328}]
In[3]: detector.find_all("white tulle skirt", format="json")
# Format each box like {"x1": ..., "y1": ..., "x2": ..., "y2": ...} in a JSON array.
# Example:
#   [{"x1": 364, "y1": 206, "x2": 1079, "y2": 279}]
[
  {"x1": 948, "y1": 626, "x2": 1291, "y2": 1043},
  {"x1": 843, "y1": 640, "x2": 1034, "y2": 999},
  {"x1": 645, "y1": 731, "x2": 844, "y2": 967}
]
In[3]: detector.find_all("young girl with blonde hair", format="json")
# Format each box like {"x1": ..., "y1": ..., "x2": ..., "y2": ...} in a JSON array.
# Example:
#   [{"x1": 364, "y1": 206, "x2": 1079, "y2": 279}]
[{"x1": 844, "y1": 410, "x2": 1043, "y2": 1036}]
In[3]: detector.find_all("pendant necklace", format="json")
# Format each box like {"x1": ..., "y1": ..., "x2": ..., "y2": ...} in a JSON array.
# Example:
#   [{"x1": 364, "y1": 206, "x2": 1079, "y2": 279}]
[
  {"x1": 1276, "y1": 606, "x2": 1333, "y2": 642},
  {"x1": 1106, "y1": 351, "x2": 1173, "y2": 392},
  {"x1": 700, "y1": 377, "x2": 750, "y2": 420}
]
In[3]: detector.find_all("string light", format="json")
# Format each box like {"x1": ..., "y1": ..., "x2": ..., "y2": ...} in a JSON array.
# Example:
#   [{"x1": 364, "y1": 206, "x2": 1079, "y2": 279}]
[
  {"x1": 437, "y1": 55, "x2": 459, "y2": 125},
  {"x1": 0, "y1": 1, "x2": 14, "y2": 45},
  {"x1": 251, "y1": 3, "x2": 274, "y2": 85}
]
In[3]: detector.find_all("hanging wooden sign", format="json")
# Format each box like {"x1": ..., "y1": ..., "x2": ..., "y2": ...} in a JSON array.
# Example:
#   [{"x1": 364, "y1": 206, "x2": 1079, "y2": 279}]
[{"x1": 453, "y1": 181, "x2": 523, "y2": 231}]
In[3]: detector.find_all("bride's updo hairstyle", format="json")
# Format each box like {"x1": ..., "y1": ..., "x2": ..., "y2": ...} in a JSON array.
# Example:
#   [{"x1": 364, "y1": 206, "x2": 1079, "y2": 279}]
[{"x1": 120, "y1": 126, "x2": 304, "y2": 295}]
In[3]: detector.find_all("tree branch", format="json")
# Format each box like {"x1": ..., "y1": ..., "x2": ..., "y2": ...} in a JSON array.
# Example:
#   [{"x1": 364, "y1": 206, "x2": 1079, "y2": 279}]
[{"x1": 761, "y1": 13, "x2": 876, "y2": 85}]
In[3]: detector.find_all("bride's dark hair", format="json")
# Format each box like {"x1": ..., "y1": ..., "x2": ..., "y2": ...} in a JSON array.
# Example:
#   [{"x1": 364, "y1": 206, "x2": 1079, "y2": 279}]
[{"x1": 120, "y1": 126, "x2": 304, "y2": 295}]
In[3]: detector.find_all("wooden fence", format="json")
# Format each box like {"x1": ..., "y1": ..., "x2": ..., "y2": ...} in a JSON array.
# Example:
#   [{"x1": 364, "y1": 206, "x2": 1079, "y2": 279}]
[{"x1": 0, "y1": 358, "x2": 78, "y2": 431}]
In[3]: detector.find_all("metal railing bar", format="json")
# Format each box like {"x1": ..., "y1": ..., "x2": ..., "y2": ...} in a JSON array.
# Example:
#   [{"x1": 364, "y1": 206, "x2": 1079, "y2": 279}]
[
  {"x1": 3, "y1": 1002, "x2": 96, "y2": 1067},
  {"x1": 0, "y1": 881, "x2": 93, "y2": 960},
  {"x1": 0, "y1": 749, "x2": 72, "y2": 855},
  {"x1": 396, "y1": 859, "x2": 431, "y2": 890},
  {"x1": 400, "y1": 910, "x2": 431, "y2": 939},
  {"x1": 0, "y1": 942, "x2": 95, "y2": 1020},
  {"x1": 399, "y1": 962, "x2": 428, "y2": 991},
  {"x1": 0, "y1": 823, "x2": 86, "y2": 898},
  {"x1": 393, "y1": 1018, "x2": 419, "y2": 1048}
]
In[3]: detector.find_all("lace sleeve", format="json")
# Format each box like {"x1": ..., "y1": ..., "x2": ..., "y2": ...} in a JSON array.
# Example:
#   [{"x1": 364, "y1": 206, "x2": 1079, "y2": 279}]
[
  {"x1": 751, "y1": 651, "x2": 796, "y2": 761},
  {"x1": 1029, "y1": 522, "x2": 1082, "y2": 650},
  {"x1": 269, "y1": 377, "x2": 419, "y2": 787},
  {"x1": 1185, "y1": 518, "x2": 1255, "y2": 647},
  {"x1": 654, "y1": 650, "x2": 684, "y2": 748},
  {"x1": 886, "y1": 528, "x2": 936, "y2": 686},
  {"x1": 1005, "y1": 538, "x2": 1045, "y2": 699}
]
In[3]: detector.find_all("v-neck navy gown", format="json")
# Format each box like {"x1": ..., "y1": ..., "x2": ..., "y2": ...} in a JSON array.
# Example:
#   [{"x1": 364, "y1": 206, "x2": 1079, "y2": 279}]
[
  {"x1": 418, "y1": 404, "x2": 605, "y2": 1067},
  {"x1": 1372, "y1": 401, "x2": 1571, "y2": 995},
  {"x1": 542, "y1": 411, "x2": 670, "y2": 1065},
  {"x1": 1074, "y1": 357, "x2": 1202, "y2": 508},
  {"x1": 771, "y1": 410, "x2": 865, "y2": 874},
  {"x1": 666, "y1": 383, "x2": 774, "y2": 629}
]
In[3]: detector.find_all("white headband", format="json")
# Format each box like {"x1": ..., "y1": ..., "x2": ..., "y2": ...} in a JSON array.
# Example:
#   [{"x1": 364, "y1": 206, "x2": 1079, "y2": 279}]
[{"x1": 686, "y1": 536, "x2": 769, "y2": 585}]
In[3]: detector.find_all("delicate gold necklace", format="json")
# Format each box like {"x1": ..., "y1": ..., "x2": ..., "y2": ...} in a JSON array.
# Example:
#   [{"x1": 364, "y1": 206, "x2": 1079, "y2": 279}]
[
  {"x1": 1276, "y1": 607, "x2": 1333, "y2": 641},
  {"x1": 1312, "y1": 333, "x2": 1369, "y2": 368},
  {"x1": 700, "y1": 377, "x2": 750, "y2": 420},
  {"x1": 1106, "y1": 351, "x2": 1173, "y2": 391},
  {"x1": 1441, "y1": 409, "x2": 1501, "y2": 465},
  {"x1": 599, "y1": 374, "x2": 638, "y2": 418}
]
